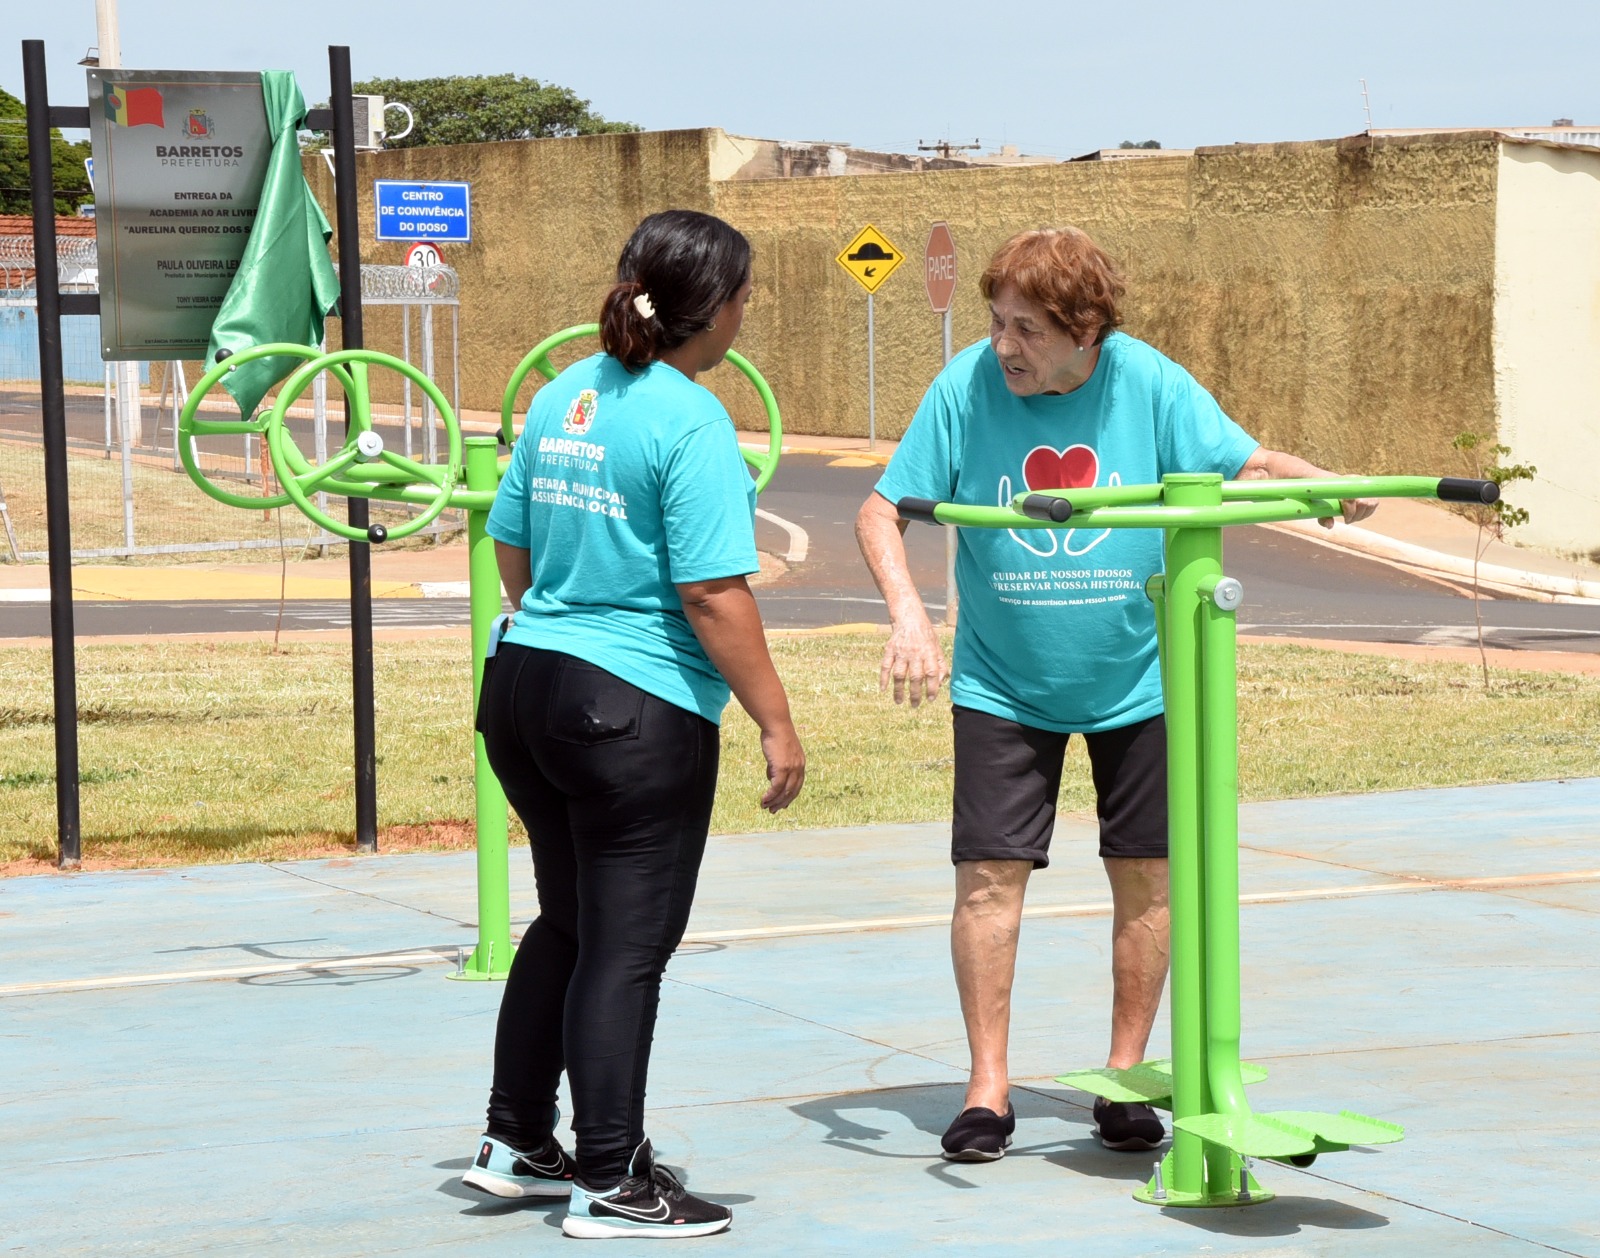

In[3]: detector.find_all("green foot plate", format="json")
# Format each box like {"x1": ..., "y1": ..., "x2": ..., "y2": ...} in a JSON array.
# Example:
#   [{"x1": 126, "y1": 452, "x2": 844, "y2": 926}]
[{"x1": 1056, "y1": 1058, "x2": 1268, "y2": 1109}]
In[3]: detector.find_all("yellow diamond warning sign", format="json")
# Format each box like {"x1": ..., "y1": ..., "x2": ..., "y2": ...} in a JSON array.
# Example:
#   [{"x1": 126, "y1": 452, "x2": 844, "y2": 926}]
[{"x1": 836, "y1": 224, "x2": 905, "y2": 294}]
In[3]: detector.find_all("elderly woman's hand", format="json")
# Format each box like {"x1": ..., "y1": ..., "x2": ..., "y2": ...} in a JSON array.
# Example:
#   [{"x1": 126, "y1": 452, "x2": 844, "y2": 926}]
[
  {"x1": 879, "y1": 617, "x2": 949, "y2": 707},
  {"x1": 1238, "y1": 447, "x2": 1381, "y2": 531},
  {"x1": 1332, "y1": 496, "x2": 1379, "y2": 529}
]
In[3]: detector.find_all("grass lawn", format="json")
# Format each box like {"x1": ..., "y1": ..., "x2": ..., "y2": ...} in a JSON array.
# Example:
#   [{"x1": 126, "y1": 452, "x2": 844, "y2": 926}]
[{"x1": 2, "y1": 633, "x2": 1596, "y2": 871}]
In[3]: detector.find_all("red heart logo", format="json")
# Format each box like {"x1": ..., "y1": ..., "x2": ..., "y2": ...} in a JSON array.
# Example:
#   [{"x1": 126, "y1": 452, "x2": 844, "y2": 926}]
[{"x1": 1022, "y1": 444, "x2": 1099, "y2": 491}]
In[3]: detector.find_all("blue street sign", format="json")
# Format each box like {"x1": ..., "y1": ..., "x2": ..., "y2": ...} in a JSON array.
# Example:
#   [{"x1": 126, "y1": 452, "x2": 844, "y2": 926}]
[{"x1": 374, "y1": 180, "x2": 471, "y2": 242}]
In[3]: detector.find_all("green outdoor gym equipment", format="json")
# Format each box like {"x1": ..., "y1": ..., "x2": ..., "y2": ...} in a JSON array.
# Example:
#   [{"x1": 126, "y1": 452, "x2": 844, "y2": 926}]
[
  {"x1": 179, "y1": 331, "x2": 783, "y2": 980},
  {"x1": 897, "y1": 470, "x2": 1498, "y2": 1208}
]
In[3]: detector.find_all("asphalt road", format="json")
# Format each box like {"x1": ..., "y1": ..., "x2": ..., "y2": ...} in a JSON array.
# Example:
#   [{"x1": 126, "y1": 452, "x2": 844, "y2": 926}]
[{"x1": 3, "y1": 455, "x2": 1598, "y2": 653}]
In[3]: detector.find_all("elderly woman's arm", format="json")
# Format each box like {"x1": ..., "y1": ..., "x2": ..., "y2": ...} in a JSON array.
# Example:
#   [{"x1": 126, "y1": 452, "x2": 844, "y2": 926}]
[
  {"x1": 1235, "y1": 447, "x2": 1379, "y2": 528},
  {"x1": 855, "y1": 491, "x2": 949, "y2": 706}
]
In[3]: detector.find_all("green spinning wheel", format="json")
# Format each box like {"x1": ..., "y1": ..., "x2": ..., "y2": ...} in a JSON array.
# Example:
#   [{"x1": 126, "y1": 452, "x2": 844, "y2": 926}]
[{"x1": 178, "y1": 344, "x2": 463, "y2": 542}]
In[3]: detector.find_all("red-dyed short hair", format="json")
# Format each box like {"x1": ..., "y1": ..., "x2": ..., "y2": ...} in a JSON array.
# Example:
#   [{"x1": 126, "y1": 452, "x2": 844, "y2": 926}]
[{"x1": 979, "y1": 228, "x2": 1125, "y2": 344}]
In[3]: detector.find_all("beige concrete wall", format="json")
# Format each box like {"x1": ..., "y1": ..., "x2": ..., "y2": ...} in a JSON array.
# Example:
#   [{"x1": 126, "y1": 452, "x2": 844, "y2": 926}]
[
  {"x1": 302, "y1": 129, "x2": 718, "y2": 414},
  {"x1": 282, "y1": 129, "x2": 1501, "y2": 489},
  {"x1": 1492, "y1": 141, "x2": 1600, "y2": 559},
  {"x1": 712, "y1": 133, "x2": 1501, "y2": 476}
]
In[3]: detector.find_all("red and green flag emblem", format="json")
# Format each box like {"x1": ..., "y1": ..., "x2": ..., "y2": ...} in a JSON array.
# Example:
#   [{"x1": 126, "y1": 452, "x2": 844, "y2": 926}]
[{"x1": 104, "y1": 86, "x2": 164, "y2": 128}]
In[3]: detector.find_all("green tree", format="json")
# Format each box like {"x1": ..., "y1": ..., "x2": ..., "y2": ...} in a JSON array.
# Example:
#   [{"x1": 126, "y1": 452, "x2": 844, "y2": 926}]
[
  {"x1": 0, "y1": 84, "x2": 95, "y2": 216},
  {"x1": 1117, "y1": 139, "x2": 1162, "y2": 150},
  {"x1": 1451, "y1": 432, "x2": 1537, "y2": 688},
  {"x1": 302, "y1": 74, "x2": 639, "y2": 151}
]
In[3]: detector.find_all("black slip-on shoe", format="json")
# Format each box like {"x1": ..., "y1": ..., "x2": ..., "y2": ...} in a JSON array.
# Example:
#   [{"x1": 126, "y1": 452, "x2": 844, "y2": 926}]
[
  {"x1": 1092, "y1": 1097, "x2": 1166, "y2": 1151},
  {"x1": 940, "y1": 1104, "x2": 1016, "y2": 1161}
]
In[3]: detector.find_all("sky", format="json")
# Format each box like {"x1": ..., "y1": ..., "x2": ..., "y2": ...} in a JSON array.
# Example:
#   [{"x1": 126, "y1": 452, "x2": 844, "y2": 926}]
[{"x1": 10, "y1": 0, "x2": 1600, "y2": 158}]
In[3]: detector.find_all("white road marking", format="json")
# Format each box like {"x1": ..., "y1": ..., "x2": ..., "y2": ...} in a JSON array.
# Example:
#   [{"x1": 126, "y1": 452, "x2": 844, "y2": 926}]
[
  {"x1": 6, "y1": 868, "x2": 1596, "y2": 998},
  {"x1": 755, "y1": 508, "x2": 809, "y2": 563}
]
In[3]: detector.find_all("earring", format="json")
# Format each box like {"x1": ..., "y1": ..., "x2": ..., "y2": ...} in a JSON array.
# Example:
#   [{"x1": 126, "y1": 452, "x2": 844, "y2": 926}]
[{"x1": 708, "y1": 321, "x2": 717, "y2": 332}]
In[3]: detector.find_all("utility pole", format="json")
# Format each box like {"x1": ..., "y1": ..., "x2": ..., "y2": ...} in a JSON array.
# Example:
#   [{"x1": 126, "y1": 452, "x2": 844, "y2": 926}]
[
  {"x1": 95, "y1": 0, "x2": 144, "y2": 450},
  {"x1": 917, "y1": 137, "x2": 982, "y2": 160}
]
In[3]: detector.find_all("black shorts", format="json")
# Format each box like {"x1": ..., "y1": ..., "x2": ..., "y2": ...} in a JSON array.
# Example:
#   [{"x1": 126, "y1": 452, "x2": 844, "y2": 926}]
[{"x1": 951, "y1": 706, "x2": 1167, "y2": 867}]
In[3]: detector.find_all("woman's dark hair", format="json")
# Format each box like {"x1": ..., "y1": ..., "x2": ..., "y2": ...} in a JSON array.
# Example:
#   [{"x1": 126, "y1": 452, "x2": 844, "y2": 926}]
[{"x1": 599, "y1": 210, "x2": 751, "y2": 371}]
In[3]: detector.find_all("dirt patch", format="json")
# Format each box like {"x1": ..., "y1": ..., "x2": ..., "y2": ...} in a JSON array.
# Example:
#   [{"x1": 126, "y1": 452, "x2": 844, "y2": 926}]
[{"x1": 1, "y1": 819, "x2": 480, "y2": 879}]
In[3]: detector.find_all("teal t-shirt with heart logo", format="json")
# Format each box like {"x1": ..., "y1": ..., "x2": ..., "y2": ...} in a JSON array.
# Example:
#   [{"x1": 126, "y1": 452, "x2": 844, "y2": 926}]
[{"x1": 875, "y1": 334, "x2": 1258, "y2": 733}]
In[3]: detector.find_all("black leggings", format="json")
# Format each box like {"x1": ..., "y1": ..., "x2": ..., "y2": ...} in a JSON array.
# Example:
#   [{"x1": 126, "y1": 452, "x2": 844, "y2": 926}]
[{"x1": 478, "y1": 644, "x2": 720, "y2": 1187}]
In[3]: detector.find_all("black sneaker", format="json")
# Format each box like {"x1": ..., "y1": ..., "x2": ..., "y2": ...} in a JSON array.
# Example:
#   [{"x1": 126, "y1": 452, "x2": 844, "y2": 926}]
[
  {"x1": 1093, "y1": 1098, "x2": 1166, "y2": 1151},
  {"x1": 461, "y1": 1133, "x2": 576, "y2": 1198},
  {"x1": 561, "y1": 1139, "x2": 732, "y2": 1239},
  {"x1": 940, "y1": 1105, "x2": 1016, "y2": 1161}
]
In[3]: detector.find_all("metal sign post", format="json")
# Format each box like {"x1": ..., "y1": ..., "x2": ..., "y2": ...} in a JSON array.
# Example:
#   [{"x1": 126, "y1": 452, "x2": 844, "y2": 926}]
[
  {"x1": 924, "y1": 222, "x2": 959, "y2": 624},
  {"x1": 836, "y1": 224, "x2": 904, "y2": 452},
  {"x1": 22, "y1": 38, "x2": 84, "y2": 866}
]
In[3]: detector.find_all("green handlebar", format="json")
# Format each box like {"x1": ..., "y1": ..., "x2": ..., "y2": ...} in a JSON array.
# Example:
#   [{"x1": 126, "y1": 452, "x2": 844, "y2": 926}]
[{"x1": 898, "y1": 475, "x2": 1497, "y2": 530}]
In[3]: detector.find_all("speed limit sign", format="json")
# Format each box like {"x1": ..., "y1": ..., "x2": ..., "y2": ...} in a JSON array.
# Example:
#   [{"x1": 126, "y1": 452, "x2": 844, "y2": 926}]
[{"x1": 405, "y1": 242, "x2": 444, "y2": 269}]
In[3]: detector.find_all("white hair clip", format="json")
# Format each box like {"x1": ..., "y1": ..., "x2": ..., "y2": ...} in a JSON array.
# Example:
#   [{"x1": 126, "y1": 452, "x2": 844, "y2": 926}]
[{"x1": 632, "y1": 292, "x2": 656, "y2": 320}]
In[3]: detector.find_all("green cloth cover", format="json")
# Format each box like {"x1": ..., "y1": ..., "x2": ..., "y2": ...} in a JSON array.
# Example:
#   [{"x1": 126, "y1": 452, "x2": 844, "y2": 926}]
[{"x1": 207, "y1": 71, "x2": 341, "y2": 418}]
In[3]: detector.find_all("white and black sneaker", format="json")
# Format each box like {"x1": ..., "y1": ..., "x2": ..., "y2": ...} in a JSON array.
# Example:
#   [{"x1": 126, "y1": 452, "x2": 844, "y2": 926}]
[
  {"x1": 561, "y1": 1139, "x2": 731, "y2": 1239},
  {"x1": 461, "y1": 1133, "x2": 576, "y2": 1199}
]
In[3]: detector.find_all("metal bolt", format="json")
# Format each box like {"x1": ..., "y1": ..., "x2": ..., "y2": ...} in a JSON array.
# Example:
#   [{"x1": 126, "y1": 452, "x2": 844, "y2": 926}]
[
  {"x1": 1210, "y1": 576, "x2": 1244, "y2": 610},
  {"x1": 1152, "y1": 1161, "x2": 1167, "y2": 1202}
]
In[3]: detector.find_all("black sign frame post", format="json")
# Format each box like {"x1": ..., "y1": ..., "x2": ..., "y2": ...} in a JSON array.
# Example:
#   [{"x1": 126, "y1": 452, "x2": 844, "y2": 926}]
[{"x1": 22, "y1": 39, "x2": 85, "y2": 869}]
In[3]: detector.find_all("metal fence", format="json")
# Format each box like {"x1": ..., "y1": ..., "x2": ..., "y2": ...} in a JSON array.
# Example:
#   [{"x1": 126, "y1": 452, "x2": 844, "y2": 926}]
[{"x1": 0, "y1": 244, "x2": 464, "y2": 562}]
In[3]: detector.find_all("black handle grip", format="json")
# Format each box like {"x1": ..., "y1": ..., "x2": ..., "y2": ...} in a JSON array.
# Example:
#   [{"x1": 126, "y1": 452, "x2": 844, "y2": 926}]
[
  {"x1": 1020, "y1": 493, "x2": 1074, "y2": 523},
  {"x1": 1437, "y1": 478, "x2": 1499, "y2": 505},
  {"x1": 897, "y1": 497, "x2": 944, "y2": 525}
]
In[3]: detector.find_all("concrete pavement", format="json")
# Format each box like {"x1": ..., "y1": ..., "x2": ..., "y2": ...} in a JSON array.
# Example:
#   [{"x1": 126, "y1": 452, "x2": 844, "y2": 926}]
[{"x1": 3, "y1": 779, "x2": 1599, "y2": 1256}]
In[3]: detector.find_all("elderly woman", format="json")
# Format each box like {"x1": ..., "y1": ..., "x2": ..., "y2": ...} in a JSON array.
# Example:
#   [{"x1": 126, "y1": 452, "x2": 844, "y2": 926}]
[{"x1": 856, "y1": 227, "x2": 1374, "y2": 1162}]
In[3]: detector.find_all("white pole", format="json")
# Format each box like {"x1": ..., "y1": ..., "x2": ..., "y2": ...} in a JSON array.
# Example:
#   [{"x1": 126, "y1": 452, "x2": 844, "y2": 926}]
[
  {"x1": 166, "y1": 361, "x2": 184, "y2": 469},
  {"x1": 118, "y1": 388, "x2": 135, "y2": 551},
  {"x1": 867, "y1": 293, "x2": 876, "y2": 451},
  {"x1": 97, "y1": 0, "x2": 144, "y2": 450},
  {"x1": 422, "y1": 303, "x2": 436, "y2": 464},
  {"x1": 401, "y1": 305, "x2": 413, "y2": 458},
  {"x1": 94, "y1": 0, "x2": 122, "y2": 69}
]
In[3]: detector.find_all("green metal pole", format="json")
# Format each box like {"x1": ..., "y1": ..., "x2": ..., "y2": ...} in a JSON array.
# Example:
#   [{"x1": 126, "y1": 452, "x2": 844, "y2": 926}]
[
  {"x1": 1153, "y1": 474, "x2": 1215, "y2": 1203},
  {"x1": 1199, "y1": 572, "x2": 1247, "y2": 1120},
  {"x1": 453, "y1": 435, "x2": 512, "y2": 981}
]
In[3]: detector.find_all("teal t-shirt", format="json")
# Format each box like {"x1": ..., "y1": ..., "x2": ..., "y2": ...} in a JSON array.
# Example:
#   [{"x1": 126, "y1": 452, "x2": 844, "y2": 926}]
[
  {"x1": 488, "y1": 353, "x2": 759, "y2": 724},
  {"x1": 875, "y1": 334, "x2": 1259, "y2": 733}
]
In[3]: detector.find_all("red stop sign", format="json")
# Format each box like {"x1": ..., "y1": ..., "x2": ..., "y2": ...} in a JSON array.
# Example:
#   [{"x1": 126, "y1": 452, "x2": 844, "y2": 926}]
[{"x1": 924, "y1": 222, "x2": 958, "y2": 313}]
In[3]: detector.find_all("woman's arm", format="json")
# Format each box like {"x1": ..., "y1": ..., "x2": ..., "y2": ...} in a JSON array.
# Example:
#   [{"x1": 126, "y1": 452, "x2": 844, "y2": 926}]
[
  {"x1": 494, "y1": 541, "x2": 533, "y2": 610},
  {"x1": 1236, "y1": 447, "x2": 1379, "y2": 527},
  {"x1": 677, "y1": 575, "x2": 805, "y2": 812},
  {"x1": 855, "y1": 491, "x2": 948, "y2": 705}
]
